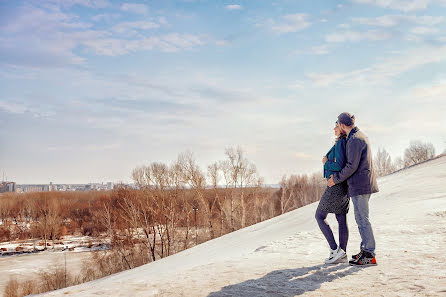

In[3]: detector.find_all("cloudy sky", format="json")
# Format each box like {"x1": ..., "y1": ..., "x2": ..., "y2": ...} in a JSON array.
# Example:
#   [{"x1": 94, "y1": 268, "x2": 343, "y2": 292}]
[{"x1": 1, "y1": 0, "x2": 446, "y2": 185}]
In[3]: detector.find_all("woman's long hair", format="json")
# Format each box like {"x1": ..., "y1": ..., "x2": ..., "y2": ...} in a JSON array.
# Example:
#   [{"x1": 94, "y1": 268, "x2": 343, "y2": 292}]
[{"x1": 335, "y1": 121, "x2": 347, "y2": 144}]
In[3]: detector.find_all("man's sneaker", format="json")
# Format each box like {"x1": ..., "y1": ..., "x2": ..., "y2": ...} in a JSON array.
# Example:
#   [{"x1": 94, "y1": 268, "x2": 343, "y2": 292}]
[
  {"x1": 351, "y1": 249, "x2": 363, "y2": 260},
  {"x1": 349, "y1": 251, "x2": 377, "y2": 266},
  {"x1": 325, "y1": 247, "x2": 346, "y2": 264}
]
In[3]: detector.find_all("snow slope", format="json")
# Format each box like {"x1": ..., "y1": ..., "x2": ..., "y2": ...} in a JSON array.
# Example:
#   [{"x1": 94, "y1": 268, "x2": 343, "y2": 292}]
[{"x1": 41, "y1": 156, "x2": 446, "y2": 297}]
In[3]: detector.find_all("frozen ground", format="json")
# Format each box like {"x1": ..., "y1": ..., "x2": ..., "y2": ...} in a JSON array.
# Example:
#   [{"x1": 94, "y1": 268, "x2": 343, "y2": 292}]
[
  {"x1": 39, "y1": 156, "x2": 446, "y2": 297},
  {"x1": 0, "y1": 250, "x2": 91, "y2": 295},
  {"x1": 0, "y1": 236, "x2": 109, "y2": 296}
]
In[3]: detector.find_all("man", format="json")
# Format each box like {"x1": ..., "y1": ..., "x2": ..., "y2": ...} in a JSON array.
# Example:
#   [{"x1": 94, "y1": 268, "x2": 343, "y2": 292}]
[{"x1": 328, "y1": 112, "x2": 379, "y2": 266}]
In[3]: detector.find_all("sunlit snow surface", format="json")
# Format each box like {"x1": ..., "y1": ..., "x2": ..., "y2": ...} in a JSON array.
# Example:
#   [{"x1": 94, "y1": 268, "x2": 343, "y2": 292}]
[{"x1": 40, "y1": 156, "x2": 446, "y2": 297}]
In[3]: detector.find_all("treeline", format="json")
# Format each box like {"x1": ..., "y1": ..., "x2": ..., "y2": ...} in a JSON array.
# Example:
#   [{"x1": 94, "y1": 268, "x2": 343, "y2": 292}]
[
  {"x1": 373, "y1": 140, "x2": 440, "y2": 177},
  {"x1": 0, "y1": 191, "x2": 109, "y2": 244},
  {"x1": 1, "y1": 148, "x2": 325, "y2": 249}
]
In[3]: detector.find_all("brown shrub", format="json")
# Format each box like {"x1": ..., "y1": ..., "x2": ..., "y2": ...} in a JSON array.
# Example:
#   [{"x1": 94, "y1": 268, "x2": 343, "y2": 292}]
[
  {"x1": 38, "y1": 265, "x2": 71, "y2": 292},
  {"x1": 0, "y1": 227, "x2": 11, "y2": 241},
  {"x1": 60, "y1": 225, "x2": 68, "y2": 236},
  {"x1": 20, "y1": 280, "x2": 37, "y2": 296},
  {"x1": 4, "y1": 278, "x2": 19, "y2": 297}
]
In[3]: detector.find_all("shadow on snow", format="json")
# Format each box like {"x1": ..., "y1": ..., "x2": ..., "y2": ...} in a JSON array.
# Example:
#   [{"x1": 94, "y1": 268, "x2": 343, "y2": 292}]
[{"x1": 207, "y1": 263, "x2": 364, "y2": 297}]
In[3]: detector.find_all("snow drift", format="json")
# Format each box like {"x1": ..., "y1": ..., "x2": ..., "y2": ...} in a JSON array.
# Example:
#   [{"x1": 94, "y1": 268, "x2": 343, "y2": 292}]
[{"x1": 40, "y1": 156, "x2": 446, "y2": 297}]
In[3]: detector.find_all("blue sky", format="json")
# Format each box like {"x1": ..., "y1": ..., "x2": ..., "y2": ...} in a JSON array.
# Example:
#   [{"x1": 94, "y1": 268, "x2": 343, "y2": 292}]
[{"x1": 1, "y1": 0, "x2": 446, "y2": 184}]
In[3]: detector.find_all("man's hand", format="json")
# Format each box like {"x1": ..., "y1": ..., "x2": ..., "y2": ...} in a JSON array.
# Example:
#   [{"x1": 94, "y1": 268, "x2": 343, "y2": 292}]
[
  {"x1": 322, "y1": 156, "x2": 328, "y2": 165},
  {"x1": 327, "y1": 175, "x2": 335, "y2": 187}
]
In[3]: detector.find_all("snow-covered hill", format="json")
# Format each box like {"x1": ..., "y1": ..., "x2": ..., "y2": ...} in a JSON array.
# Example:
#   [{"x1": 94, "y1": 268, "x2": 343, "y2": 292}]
[{"x1": 41, "y1": 156, "x2": 446, "y2": 297}]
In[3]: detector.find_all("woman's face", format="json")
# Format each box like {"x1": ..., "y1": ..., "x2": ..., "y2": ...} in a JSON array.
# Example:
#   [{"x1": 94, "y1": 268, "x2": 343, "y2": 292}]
[{"x1": 334, "y1": 124, "x2": 341, "y2": 137}]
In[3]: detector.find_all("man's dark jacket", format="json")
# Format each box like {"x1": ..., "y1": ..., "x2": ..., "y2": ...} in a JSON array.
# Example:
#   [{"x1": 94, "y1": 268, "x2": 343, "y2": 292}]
[{"x1": 332, "y1": 127, "x2": 379, "y2": 197}]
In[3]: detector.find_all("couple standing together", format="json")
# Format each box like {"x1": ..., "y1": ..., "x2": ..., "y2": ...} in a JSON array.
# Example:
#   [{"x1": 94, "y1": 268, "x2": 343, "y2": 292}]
[{"x1": 316, "y1": 112, "x2": 379, "y2": 266}]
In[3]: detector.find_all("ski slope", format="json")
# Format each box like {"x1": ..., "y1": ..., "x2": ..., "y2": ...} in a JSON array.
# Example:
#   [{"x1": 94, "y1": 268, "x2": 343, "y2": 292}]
[{"x1": 40, "y1": 156, "x2": 446, "y2": 297}]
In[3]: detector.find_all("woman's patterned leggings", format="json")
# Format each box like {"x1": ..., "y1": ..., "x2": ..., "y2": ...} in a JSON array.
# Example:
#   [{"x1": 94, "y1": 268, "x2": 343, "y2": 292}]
[{"x1": 315, "y1": 210, "x2": 349, "y2": 252}]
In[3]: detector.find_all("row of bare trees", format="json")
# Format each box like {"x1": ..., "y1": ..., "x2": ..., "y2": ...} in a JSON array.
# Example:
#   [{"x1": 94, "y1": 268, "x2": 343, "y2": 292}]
[
  {"x1": 0, "y1": 191, "x2": 108, "y2": 243},
  {"x1": 278, "y1": 174, "x2": 326, "y2": 214},
  {"x1": 374, "y1": 140, "x2": 438, "y2": 177}
]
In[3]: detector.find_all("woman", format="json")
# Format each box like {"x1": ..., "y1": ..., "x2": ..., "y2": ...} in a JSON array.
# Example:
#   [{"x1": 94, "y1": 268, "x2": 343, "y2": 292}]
[{"x1": 316, "y1": 121, "x2": 350, "y2": 264}]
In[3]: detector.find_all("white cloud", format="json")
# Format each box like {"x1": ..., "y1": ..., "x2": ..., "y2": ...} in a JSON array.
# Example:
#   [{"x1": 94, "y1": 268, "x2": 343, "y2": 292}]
[
  {"x1": 158, "y1": 17, "x2": 168, "y2": 25},
  {"x1": 47, "y1": 143, "x2": 120, "y2": 151},
  {"x1": 0, "y1": 5, "x2": 93, "y2": 67},
  {"x1": 0, "y1": 100, "x2": 55, "y2": 118},
  {"x1": 121, "y1": 3, "x2": 148, "y2": 14},
  {"x1": 92, "y1": 13, "x2": 120, "y2": 22},
  {"x1": 310, "y1": 45, "x2": 329, "y2": 55},
  {"x1": 46, "y1": 0, "x2": 110, "y2": 9},
  {"x1": 338, "y1": 23, "x2": 351, "y2": 28},
  {"x1": 112, "y1": 21, "x2": 160, "y2": 35},
  {"x1": 0, "y1": 101, "x2": 28, "y2": 114},
  {"x1": 352, "y1": 15, "x2": 445, "y2": 27},
  {"x1": 226, "y1": 4, "x2": 242, "y2": 10},
  {"x1": 0, "y1": 4, "x2": 206, "y2": 69},
  {"x1": 306, "y1": 45, "x2": 446, "y2": 86},
  {"x1": 411, "y1": 82, "x2": 446, "y2": 102},
  {"x1": 352, "y1": 0, "x2": 431, "y2": 12},
  {"x1": 215, "y1": 40, "x2": 230, "y2": 46},
  {"x1": 325, "y1": 30, "x2": 392, "y2": 43},
  {"x1": 295, "y1": 152, "x2": 319, "y2": 161},
  {"x1": 306, "y1": 72, "x2": 349, "y2": 86},
  {"x1": 3, "y1": 5, "x2": 92, "y2": 32},
  {"x1": 271, "y1": 13, "x2": 311, "y2": 34},
  {"x1": 288, "y1": 80, "x2": 305, "y2": 89},
  {"x1": 411, "y1": 26, "x2": 439, "y2": 34},
  {"x1": 82, "y1": 33, "x2": 206, "y2": 56}
]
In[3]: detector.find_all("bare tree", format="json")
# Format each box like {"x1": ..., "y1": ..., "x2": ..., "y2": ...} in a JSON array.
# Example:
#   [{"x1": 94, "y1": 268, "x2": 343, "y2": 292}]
[
  {"x1": 218, "y1": 159, "x2": 233, "y2": 234},
  {"x1": 34, "y1": 196, "x2": 61, "y2": 249},
  {"x1": 404, "y1": 140, "x2": 436, "y2": 167},
  {"x1": 224, "y1": 146, "x2": 258, "y2": 229},
  {"x1": 374, "y1": 148, "x2": 395, "y2": 177},
  {"x1": 207, "y1": 162, "x2": 224, "y2": 235},
  {"x1": 393, "y1": 156, "x2": 404, "y2": 171},
  {"x1": 278, "y1": 173, "x2": 325, "y2": 215},
  {"x1": 251, "y1": 176, "x2": 265, "y2": 223},
  {"x1": 177, "y1": 152, "x2": 216, "y2": 241},
  {"x1": 279, "y1": 175, "x2": 296, "y2": 214}
]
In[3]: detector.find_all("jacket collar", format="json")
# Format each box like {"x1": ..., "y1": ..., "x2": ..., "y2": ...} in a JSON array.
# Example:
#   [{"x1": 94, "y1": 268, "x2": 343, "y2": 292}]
[{"x1": 347, "y1": 126, "x2": 359, "y2": 141}]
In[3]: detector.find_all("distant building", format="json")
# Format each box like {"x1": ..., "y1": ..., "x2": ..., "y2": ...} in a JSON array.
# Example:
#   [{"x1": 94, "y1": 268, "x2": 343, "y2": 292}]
[
  {"x1": 0, "y1": 182, "x2": 16, "y2": 193},
  {"x1": 20, "y1": 185, "x2": 50, "y2": 192},
  {"x1": 13, "y1": 182, "x2": 120, "y2": 193}
]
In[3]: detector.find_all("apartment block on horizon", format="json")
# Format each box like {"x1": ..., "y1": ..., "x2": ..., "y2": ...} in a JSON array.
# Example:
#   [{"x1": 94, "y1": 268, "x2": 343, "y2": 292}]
[{"x1": 0, "y1": 181, "x2": 16, "y2": 193}]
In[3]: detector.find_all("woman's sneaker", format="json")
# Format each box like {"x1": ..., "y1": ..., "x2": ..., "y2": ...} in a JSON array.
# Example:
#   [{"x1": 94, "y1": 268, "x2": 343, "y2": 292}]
[
  {"x1": 325, "y1": 247, "x2": 346, "y2": 264},
  {"x1": 349, "y1": 251, "x2": 377, "y2": 266}
]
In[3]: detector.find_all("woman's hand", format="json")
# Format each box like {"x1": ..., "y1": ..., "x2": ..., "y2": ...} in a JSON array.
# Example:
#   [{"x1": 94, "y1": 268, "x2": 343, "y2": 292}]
[{"x1": 322, "y1": 156, "x2": 328, "y2": 164}]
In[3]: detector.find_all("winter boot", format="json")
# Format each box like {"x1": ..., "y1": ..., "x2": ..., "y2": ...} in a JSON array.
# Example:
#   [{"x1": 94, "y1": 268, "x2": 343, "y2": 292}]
[
  {"x1": 351, "y1": 249, "x2": 363, "y2": 260},
  {"x1": 349, "y1": 251, "x2": 377, "y2": 266}
]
